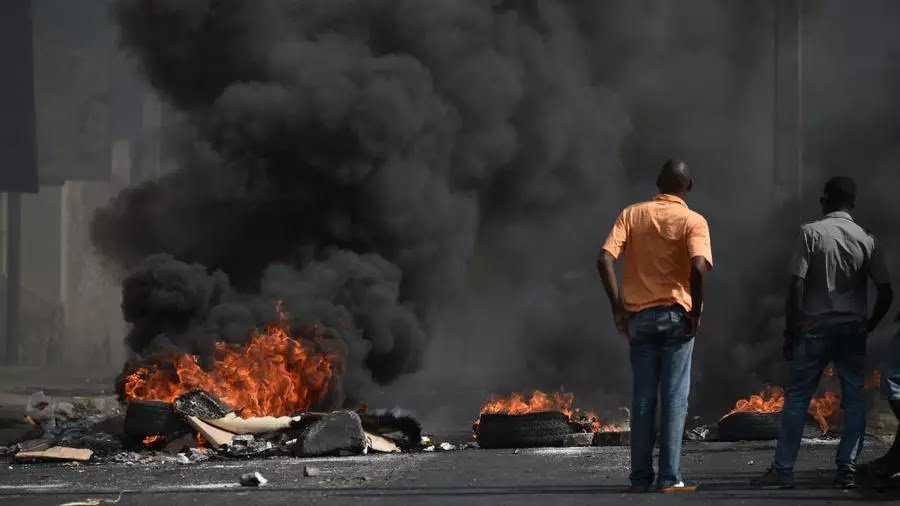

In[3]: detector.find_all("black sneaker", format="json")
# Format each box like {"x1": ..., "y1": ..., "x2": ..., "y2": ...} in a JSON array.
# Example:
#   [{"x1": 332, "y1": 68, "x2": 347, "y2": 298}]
[
  {"x1": 751, "y1": 467, "x2": 795, "y2": 489},
  {"x1": 860, "y1": 453, "x2": 900, "y2": 481},
  {"x1": 833, "y1": 470, "x2": 857, "y2": 490}
]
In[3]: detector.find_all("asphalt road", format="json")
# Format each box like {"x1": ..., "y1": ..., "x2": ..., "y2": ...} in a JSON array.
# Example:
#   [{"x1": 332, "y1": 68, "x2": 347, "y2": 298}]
[{"x1": 0, "y1": 440, "x2": 898, "y2": 505}]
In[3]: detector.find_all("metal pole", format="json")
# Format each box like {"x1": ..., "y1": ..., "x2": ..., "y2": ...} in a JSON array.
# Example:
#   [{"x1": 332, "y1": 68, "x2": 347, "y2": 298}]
[{"x1": 5, "y1": 193, "x2": 21, "y2": 364}]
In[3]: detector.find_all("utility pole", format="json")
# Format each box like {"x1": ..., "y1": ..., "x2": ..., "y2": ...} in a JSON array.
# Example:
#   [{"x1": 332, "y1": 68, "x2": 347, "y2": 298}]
[
  {"x1": 0, "y1": 0, "x2": 38, "y2": 364},
  {"x1": 773, "y1": 0, "x2": 804, "y2": 205}
]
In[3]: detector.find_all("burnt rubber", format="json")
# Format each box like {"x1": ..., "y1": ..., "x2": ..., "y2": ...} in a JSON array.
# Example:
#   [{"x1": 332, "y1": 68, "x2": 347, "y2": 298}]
[
  {"x1": 718, "y1": 412, "x2": 781, "y2": 441},
  {"x1": 475, "y1": 412, "x2": 575, "y2": 449},
  {"x1": 124, "y1": 399, "x2": 189, "y2": 437}
]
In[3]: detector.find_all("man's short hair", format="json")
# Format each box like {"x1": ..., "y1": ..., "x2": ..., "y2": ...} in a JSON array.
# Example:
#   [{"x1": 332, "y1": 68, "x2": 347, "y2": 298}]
[
  {"x1": 657, "y1": 159, "x2": 690, "y2": 194},
  {"x1": 823, "y1": 176, "x2": 856, "y2": 205}
]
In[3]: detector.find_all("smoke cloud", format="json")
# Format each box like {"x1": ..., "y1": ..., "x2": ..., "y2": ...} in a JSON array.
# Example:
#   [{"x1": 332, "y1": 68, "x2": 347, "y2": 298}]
[
  {"x1": 96, "y1": 0, "x2": 900, "y2": 424},
  {"x1": 95, "y1": 0, "x2": 630, "y2": 408}
]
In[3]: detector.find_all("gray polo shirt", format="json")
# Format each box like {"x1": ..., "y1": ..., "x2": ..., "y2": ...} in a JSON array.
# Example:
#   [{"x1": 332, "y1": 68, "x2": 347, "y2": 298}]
[{"x1": 788, "y1": 211, "x2": 890, "y2": 329}]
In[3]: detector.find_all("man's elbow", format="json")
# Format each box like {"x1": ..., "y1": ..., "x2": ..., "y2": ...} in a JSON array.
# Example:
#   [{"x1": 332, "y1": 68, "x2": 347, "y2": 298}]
[
  {"x1": 599, "y1": 250, "x2": 616, "y2": 266},
  {"x1": 690, "y1": 256, "x2": 710, "y2": 275}
]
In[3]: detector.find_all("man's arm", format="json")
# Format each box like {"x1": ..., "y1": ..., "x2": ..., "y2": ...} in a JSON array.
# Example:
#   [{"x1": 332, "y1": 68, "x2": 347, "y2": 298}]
[
  {"x1": 598, "y1": 251, "x2": 629, "y2": 338},
  {"x1": 868, "y1": 237, "x2": 894, "y2": 332},
  {"x1": 784, "y1": 275, "x2": 805, "y2": 356},
  {"x1": 687, "y1": 256, "x2": 708, "y2": 336},
  {"x1": 784, "y1": 229, "x2": 811, "y2": 361},
  {"x1": 869, "y1": 283, "x2": 894, "y2": 332}
]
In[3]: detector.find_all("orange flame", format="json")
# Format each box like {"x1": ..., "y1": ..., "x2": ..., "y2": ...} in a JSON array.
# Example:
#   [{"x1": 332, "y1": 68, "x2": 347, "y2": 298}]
[
  {"x1": 480, "y1": 390, "x2": 576, "y2": 418},
  {"x1": 722, "y1": 382, "x2": 856, "y2": 435},
  {"x1": 123, "y1": 302, "x2": 343, "y2": 418},
  {"x1": 476, "y1": 389, "x2": 626, "y2": 433},
  {"x1": 143, "y1": 435, "x2": 165, "y2": 446},
  {"x1": 721, "y1": 387, "x2": 785, "y2": 420}
]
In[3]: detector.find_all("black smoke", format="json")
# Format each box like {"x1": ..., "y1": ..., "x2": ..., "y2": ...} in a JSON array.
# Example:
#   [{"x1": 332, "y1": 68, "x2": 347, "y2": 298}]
[
  {"x1": 95, "y1": 0, "x2": 629, "y2": 403},
  {"x1": 96, "y1": 0, "x2": 900, "y2": 423}
]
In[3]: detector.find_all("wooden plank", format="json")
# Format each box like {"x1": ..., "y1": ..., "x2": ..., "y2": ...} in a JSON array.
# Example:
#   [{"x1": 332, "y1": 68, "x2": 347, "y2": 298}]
[
  {"x1": 186, "y1": 416, "x2": 235, "y2": 448},
  {"x1": 15, "y1": 446, "x2": 92, "y2": 462},
  {"x1": 204, "y1": 412, "x2": 299, "y2": 435}
]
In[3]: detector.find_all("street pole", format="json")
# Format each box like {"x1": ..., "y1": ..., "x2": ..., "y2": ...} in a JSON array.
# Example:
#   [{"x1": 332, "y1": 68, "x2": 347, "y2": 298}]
[{"x1": 5, "y1": 193, "x2": 21, "y2": 364}]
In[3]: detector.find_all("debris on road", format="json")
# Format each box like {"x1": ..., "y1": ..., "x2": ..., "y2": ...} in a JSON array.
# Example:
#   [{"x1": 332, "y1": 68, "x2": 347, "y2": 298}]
[
  {"x1": 438, "y1": 442, "x2": 457, "y2": 451},
  {"x1": 295, "y1": 411, "x2": 367, "y2": 457},
  {"x1": 303, "y1": 465, "x2": 321, "y2": 477},
  {"x1": 365, "y1": 432, "x2": 400, "y2": 453},
  {"x1": 592, "y1": 431, "x2": 630, "y2": 447},
  {"x1": 58, "y1": 491, "x2": 124, "y2": 505},
  {"x1": 239, "y1": 471, "x2": 268, "y2": 487},
  {"x1": 14, "y1": 445, "x2": 93, "y2": 462},
  {"x1": 563, "y1": 433, "x2": 594, "y2": 447},
  {"x1": 186, "y1": 416, "x2": 235, "y2": 448},
  {"x1": 173, "y1": 390, "x2": 231, "y2": 420}
]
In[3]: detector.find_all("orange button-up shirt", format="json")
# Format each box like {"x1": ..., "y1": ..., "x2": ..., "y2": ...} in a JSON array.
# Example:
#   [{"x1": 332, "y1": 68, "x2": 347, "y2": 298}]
[{"x1": 601, "y1": 194, "x2": 713, "y2": 313}]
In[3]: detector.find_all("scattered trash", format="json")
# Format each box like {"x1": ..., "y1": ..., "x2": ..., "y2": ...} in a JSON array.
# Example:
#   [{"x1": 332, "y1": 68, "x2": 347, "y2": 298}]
[
  {"x1": 176, "y1": 453, "x2": 190, "y2": 464},
  {"x1": 205, "y1": 412, "x2": 300, "y2": 435},
  {"x1": 420, "y1": 435, "x2": 435, "y2": 447},
  {"x1": 188, "y1": 448, "x2": 210, "y2": 462},
  {"x1": 225, "y1": 434, "x2": 274, "y2": 458},
  {"x1": 24, "y1": 391, "x2": 56, "y2": 431},
  {"x1": 365, "y1": 432, "x2": 400, "y2": 453},
  {"x1": 14, "y1": 445, "x2": 93, "y2": 463},
  {"x1": 58, "y1": 491, "x2": 124, "y2": 506},
  {"x1": 303, "y1": 466, "x2": 321, "y2": 477},
  {"x1": 438, "y1": 442, "x2": 457, "y2": 451},
  {"x1": 685, "y1": 425, "x2": 712, "y2": 442},
  {"x1": 174, "y1": 390, "x2": 232, "y2": 420},
  {"x1": 239, "y1": 471, "x2": 268, "y2": 487},
  {"x1": 186, "y1": 416, "x2": 235, "y2": 448},
  {"x1": 295, "y1": 411, "x2": 367, "y2": 457},
  {"x1": 163, "y1": 432, "x2": 196, "y2": 454},
  {"x1": 358, "y1": 409, "x2": 423, "y2": 447},
  {"x1": 461, "y1": 442, "x2": 480, "y2": 450},
  {"x1": 422, "y1": 446, "x2": 436, "y2": 452},
  {"x1": 563, "y1": 433, "x2": 594, "y2": 447}
]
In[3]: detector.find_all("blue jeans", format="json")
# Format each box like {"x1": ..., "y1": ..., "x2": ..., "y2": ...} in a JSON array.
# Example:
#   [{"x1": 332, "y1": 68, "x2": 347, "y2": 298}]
[
  {"x1": 882, "y1": 329, "x2": 900, "y2": 401},
  {"x1": 628, "y1": 305, "x2": 694, "y2": 487},
  {"x1": 773, "y1": 320, "x2": 868, "y2": 476}
]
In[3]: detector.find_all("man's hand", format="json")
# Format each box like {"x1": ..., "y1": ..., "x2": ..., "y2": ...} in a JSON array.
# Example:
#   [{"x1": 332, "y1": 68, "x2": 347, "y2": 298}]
[
  {"x1": 613, "y1": 305, "x2": 631, "y2": 339},
  {"x1": 782, "y1": 329, "x2": 796, "y2": 361},
  {"x1": 686, "y1": 311, "x2": 702, "y2": 337}
]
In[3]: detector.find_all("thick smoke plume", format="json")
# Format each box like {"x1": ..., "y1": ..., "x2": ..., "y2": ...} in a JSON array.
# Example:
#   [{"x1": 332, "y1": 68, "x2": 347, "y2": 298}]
[
  {"x1": 97, "y1": 0, "x2": 900, "y2": 423},
  {"x1": 95, "y1": 0, "x2": 629, "y2": 404}
]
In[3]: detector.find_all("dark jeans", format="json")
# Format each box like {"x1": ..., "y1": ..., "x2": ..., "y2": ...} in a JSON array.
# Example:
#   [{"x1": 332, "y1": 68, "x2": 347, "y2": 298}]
[
  {"x1": 628, "y1": 305, "x2": 694, "y2": 487},
  {"x1": 773, "y1": 320, "x2": 868, "y2": 476}
]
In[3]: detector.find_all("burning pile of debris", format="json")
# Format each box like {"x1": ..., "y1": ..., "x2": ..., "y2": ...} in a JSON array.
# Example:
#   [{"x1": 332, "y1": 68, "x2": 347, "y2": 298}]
[
  {"x1": 8, "y1": 304, "x2": 424, "y2": 465},
  {"x1": 473, "y1": 390, "x2": 630, "y2": 449},
  {"x1": 711, "y1": 368, "x2": 882, "y2": 442}
]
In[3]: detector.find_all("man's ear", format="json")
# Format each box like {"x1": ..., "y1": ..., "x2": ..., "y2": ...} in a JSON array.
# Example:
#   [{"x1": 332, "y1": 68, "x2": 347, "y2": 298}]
[{"x1": 687, "y1": 178, "x2": 694, "y2": 192}]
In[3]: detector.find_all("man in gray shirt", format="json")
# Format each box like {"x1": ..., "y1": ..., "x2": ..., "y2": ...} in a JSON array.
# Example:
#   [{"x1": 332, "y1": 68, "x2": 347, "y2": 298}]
[{"x1": 754, "y1": 177, "x2": 894, "y2": 490}]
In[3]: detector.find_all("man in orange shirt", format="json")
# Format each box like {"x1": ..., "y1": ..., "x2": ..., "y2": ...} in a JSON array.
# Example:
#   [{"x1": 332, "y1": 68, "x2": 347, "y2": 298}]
[{"x1": 598, "y1": 160, "x2": 713, "y2": 493}]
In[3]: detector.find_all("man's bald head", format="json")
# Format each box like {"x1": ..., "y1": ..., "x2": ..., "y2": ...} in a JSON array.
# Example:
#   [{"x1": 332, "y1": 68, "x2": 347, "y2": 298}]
[{"x1": 656, "y1": 159, "x2": 693, "y2": 195}]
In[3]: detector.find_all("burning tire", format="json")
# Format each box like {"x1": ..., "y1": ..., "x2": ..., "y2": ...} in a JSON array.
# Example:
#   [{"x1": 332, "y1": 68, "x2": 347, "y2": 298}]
[
  {"x1": 124, "y1": 400, "x2": 189, "y2": 438},
  {"x1": 718, "y1": 412, "x2": 781, "y2": 441},
  {"x1": 475, "y1": 412, "x2": 575, "y2": 449}
]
